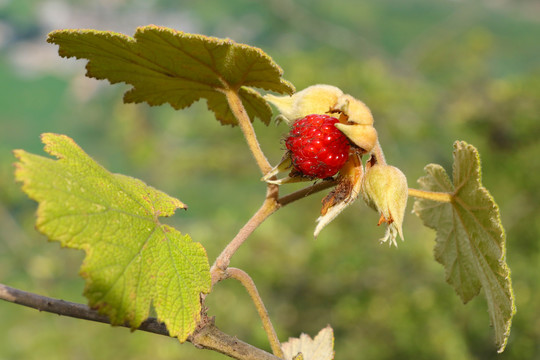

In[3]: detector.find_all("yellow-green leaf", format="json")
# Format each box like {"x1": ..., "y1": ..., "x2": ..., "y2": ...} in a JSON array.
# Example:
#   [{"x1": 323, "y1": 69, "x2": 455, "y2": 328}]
[
  {"x1": 413, "y1": 141, "x2": 515, "y2": 352},
  {"x1": 14, "y1": 133, "x2": 211, "y2": 342},
  {"x1": 47, "y1": 25, "x2": 294, "y2": 125}
]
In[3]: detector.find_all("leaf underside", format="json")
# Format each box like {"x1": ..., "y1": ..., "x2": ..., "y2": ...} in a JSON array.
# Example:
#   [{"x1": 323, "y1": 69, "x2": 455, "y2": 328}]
[
  {"x1": 47, "y1": 25, "x2": 295, "y2": 125},
  {"x1": 413, "y1": 141, "x2": 515, "y2": 352},
  {"x1": 14, "y1": 133, "x2": 211, "y2": 342}
]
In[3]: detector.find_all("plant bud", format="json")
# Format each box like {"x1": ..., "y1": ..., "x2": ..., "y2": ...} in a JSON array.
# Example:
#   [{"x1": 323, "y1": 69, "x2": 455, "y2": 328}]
[
  {"x1": 361, "y1": 163, "x2": 408, "y2": 246},
  {"x1": 264, "y1": 84, "x2": 343, "y2": 124}
]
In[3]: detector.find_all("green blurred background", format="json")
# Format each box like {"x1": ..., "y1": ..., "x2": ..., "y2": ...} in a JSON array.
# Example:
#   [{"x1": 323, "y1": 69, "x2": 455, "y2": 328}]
[{"x1": 1, "y1": 0, "x2": 539, "y2": 359}]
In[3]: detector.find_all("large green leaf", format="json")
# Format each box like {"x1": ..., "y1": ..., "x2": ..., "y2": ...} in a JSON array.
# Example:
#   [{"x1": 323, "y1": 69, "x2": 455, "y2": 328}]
[
  {"x1": 47, "y1": 25, "x2": 295, "y2": 125},
  {"x1": 413, "y1": 141, "x2": 515, "y2": 352},
  {"x1": 14, "y1": 133, "x2": 211, "y2": 342}
]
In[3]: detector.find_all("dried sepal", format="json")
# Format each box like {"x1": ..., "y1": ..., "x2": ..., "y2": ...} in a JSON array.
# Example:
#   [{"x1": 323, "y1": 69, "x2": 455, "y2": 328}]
[
  {"x1": 262, "y1": 156, "x2": 295, "y2": 185},
  {"x1": 314, "y1": 152, "x2": 363, "y2": 237}
]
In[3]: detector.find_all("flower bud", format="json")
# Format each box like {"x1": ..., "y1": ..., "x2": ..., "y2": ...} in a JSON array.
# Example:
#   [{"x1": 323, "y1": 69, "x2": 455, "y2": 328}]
[
  {"x1": 264, "y1": 84, "x2": 343, "y2": 124},
  {"x1": 361, "y1": 163, "x2": 408, "y2": 246}
]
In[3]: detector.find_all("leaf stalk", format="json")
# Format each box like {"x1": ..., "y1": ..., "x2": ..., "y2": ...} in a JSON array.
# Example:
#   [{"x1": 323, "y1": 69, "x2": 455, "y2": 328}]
[{"x1": 224, "y1": 88, "x2": 273, "y2": 175}]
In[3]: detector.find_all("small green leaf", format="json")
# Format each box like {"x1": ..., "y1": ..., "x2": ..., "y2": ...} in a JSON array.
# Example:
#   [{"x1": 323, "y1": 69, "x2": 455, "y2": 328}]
[
  {"x1": 413, "y1": 141, "x2": 515, "y2": 352},
  {"x1": 47, "y1": 25, "x2": 294, "y2": 125},
  {"x1": 14, "y1": 133, "x2": 211, "y2": 342},
  {"x1": 282, "y1": 326, "x2": 335, "y2": 360}
]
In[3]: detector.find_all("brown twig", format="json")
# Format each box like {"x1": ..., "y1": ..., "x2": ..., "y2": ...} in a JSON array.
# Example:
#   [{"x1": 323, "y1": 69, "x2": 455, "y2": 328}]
[
  {"x1": 211, "y1": 197, "x2": 280, "y2": 282},
  {"x1": 278, "y1": 179, "x2": 337, "y2": 207},
  {"x1": 211, "y1": 178, "x2": 338, "y2": 284},
  {"x1": 0, "y1": 283, "x2": 281, "y2": 360}
]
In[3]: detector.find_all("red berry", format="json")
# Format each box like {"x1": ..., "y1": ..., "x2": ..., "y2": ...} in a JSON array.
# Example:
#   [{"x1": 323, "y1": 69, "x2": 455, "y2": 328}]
[{"x1": 285, "y1": 114, "x2": 350, "y2": 178}]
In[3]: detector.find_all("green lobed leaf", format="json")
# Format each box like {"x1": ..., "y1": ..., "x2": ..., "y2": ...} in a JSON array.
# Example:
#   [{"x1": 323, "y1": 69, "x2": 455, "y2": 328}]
[
  {"x1": 14, "y1": 133, "x2": 211, "y2": 342},
  {"x1": 413, "y1": 141, "x2": 515, "y2": 352},
  {"x1": 47, "y1": 25, "x2": 295, "y2": 125}
]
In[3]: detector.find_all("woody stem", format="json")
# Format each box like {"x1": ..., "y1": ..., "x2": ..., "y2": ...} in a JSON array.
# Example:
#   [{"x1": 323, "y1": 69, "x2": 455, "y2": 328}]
[
  {"x1": 211, "y1": 197, "x2": 279, "y2": 284},
  {"x1": 224, "y1": 268, "x2": 284, "y2": 358}
]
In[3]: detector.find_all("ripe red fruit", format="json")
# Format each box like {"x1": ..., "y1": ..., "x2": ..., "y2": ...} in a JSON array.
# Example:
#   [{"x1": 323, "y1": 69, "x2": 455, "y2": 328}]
[{"x1": 285, "y1": 114, "x2": 350, "y2": 178}]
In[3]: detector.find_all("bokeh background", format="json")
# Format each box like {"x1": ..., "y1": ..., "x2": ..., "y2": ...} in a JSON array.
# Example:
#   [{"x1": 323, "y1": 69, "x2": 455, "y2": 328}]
[{"x1": 1, "y1": 0, "x2": 539, "y2": 359}]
